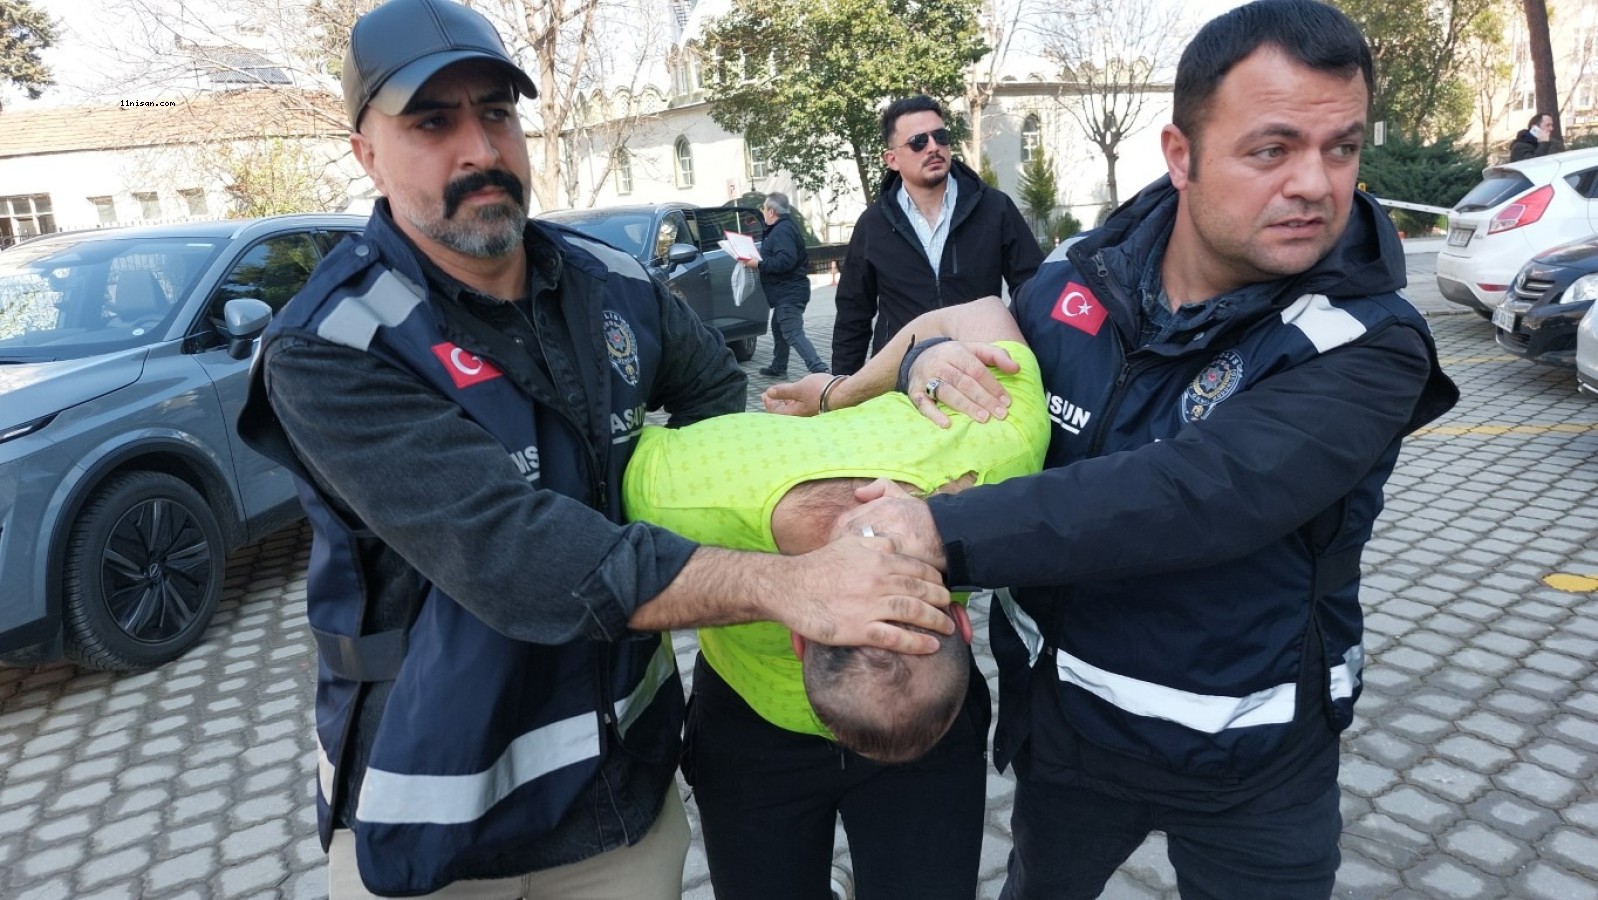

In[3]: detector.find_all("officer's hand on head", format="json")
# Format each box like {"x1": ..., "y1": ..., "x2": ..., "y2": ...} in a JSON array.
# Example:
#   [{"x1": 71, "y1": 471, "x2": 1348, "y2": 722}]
[{"x1": 779, "y1": 535, "x2": 953, "y2": 655}]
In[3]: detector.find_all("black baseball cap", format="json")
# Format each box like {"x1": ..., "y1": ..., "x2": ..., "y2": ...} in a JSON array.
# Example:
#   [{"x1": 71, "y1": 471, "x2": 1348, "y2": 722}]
[{"x1": 342, "y1": 0, "x2": 538, "y2": 130}]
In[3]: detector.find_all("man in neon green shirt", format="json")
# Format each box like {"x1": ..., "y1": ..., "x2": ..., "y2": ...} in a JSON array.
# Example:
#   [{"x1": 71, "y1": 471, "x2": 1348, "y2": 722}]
[{"x1": 623, "y1": 297, "x2": 1045, "y2": 900}]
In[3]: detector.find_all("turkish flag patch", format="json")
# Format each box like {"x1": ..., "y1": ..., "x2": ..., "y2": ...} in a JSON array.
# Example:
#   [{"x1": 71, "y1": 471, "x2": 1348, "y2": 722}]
[
  {"x1": 431, "y1": 342, "x2": 504, "y2": 389},
  {"x1": 1050, "y1": 281, "x2": 1108, "y2": 336}
]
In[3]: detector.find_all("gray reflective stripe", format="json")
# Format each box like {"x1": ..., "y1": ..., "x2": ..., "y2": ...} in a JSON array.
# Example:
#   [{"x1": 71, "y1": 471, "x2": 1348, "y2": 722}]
[
  {"x1": 1280, "y1": 293, "x2": 1368, "y2": 354},
  {"x1": 1330, "y1": 643, "x2": 1364, "y2": 700},
  {"x1": 614, "y1": 639, "x2": 677, "y2": 737},
  {"x1": 355, "y1": 713, "x2": 600, "y2": 825},
  {"x1": 565, "y1": 235, "x2": 651, "y2": 284},
  {"x1": 996, "y1": 587, "x2": 1044, "y2": 668},
  {"x1": 318, "y1": 738, "x2": 335, "y2": 804},
  {"x1": 1053, "y1": 647, "x2": 1297, "y2": 734},
  {"x1": 317, "y1": 269, "x2": 426, "y2": 350}
]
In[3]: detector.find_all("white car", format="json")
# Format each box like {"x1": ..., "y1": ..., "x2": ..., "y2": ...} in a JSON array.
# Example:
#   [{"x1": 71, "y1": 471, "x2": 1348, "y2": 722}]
[
  {"x1": 1436, "y1": 146, "x2": 1598, "y2": 316},
  {"x1": 1578, "y1": 301, "x2": 1598, "y2": 397}
]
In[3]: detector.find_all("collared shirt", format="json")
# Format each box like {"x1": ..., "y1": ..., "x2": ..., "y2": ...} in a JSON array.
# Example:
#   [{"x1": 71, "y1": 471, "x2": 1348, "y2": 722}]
[
  {"x1": 897, "y1": 174, "x2": 958, "y2": 275},
  {"x1": 1136, "y1": 230, "x2": 1223, "y2": 348}
]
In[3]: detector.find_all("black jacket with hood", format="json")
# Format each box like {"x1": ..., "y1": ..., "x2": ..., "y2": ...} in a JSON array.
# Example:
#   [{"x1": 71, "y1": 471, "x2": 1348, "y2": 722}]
[
  {"x1": 830, "y1": 159, "x2": 1043, "y2": 374},
  {"x1": 928, "y1": 177, "x2": 1459, "y2": 805}
]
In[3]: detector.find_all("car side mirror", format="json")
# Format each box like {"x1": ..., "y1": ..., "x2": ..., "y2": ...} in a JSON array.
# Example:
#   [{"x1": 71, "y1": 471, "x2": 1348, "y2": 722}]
[
  {"x1": 221, "y1": 297, "x2": 273, "y2": 360},
  {"x1": 666, "y1": 242, "x2": 700, "y2": 268}
]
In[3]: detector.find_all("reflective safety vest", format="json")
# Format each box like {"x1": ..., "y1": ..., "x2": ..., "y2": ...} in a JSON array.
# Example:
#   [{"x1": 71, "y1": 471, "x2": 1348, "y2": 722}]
[
  {"x1": 993, "y1": 252, "x2": 1446, "y2": 780},
  {"x1": 244, "y1": 213, "x2": 683, "y2": 895}
]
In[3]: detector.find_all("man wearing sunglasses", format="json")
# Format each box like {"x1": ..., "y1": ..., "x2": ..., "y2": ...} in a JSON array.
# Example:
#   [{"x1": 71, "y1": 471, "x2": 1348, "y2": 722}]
[{"x1": 831, "y1": 95, "x2": 1043, "y2": 377}]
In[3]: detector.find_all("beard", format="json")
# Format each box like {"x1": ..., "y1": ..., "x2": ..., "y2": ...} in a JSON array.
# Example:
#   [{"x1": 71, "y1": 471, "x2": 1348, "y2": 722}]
[{"x1": 396, "y1": 168, "x2": 529, "y2": 259}]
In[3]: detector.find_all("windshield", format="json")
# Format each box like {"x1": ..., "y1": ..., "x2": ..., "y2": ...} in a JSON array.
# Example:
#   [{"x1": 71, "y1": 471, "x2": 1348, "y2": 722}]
[
  {"x1": 540, "y1": 210, "x2": 652, "y2": 259},
  {"x1": 0, "y1": 236, "x2": 223, "y2": 361},
  {"x1": 1454, "y1": 171, "x2": 1535, "y2": 212}
]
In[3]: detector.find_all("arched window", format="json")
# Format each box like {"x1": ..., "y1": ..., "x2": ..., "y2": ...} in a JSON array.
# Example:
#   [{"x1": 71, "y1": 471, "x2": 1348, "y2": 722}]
[
  {"x1": 675, "y1": 137, "x2": 695, "y2": 188},
  {"x1": 615, "y1": 148, "x2": 633, "y2": 195},
  {"x1": 1021, "y1": 114, "x2": 1043, "y2": 163}
]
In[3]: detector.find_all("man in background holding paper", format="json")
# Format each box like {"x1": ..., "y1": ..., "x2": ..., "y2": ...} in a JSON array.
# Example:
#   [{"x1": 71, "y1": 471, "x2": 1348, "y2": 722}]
[{"x1": 741, "y1": 192, "x2": 830, "y2": 376}]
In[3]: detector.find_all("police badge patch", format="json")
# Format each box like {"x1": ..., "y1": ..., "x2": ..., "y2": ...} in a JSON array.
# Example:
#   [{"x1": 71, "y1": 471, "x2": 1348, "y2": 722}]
[
  {"x1": 604, "y1": 310, "x2": 640, "y2": 386},
  {"x1": 1181, "y1": 350, "x2": 1244, "y2": 422}
]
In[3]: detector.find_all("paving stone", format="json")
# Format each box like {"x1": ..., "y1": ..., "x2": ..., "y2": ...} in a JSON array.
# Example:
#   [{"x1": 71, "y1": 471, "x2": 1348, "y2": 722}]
[
  {"x1": 45, "y1": 779, "x2": 113, "y2": 814},
  {"x1": 164, "y1": 820, "x2": 222, "y2": 855},
  {"x1": 1514, "y1": 862, "x2": 1598, "y2": 900},
  {"x1": 1438, "y1": 821, "x2": 1530, "y2": 875},
  {"x1": 221, "y1": 819, "x2": 291, "y2": 863},
  {"x1": 22, "y1": 840, "x2": 86, "y2": 879},
  {"x1": 168, "y1": 787, "x2": 228, "y2": 824},
  {"x1": 144, "y1": 848, "x2": 216, "y2": 893},
  {"x1": 1494, "y1": 762, "x2": 1582, "y2": 807},
  {"x1": 1524, "y1": 740, "x2": 1595, "y2": 779},
  {"x1": 217, "y1": 852, "x2": 288, "y2": 895},
  {"x1": 1408, "y1": 759, "x2": 1489, "y2": 803},
  {"x1": 1339, "y1": 755, "x2": 1399, "y2": 797},
  {"x1": 1549, "y1": 715, "x2": 1598, "y2": 751},
  {"x1": 1433, "y1": 734, "x2": 1515, "y2": 772},
  {"x1": 1342, "y1": 812, "x2": 1431, "y2": 867},
  {"x1": 1373, "y1": 785, "x2": 1458, "y2": 830},
  {"x1": 1457, "y1": 712, "x2": 1534, "y2": 746},
  {"x1": 230, "y1": 793, "x2": 294, "y2": 827},
  {"x1": 76, "y1": 845, "x2": 151, "y2": 889},
  {"x1": 13, "y1": 877, "x2": 74, "y2": 900}
]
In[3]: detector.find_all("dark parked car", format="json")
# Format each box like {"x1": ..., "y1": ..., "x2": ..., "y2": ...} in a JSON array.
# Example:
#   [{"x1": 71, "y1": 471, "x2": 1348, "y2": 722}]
[
  {"x1": 1491, "y1": 233, "x2": 1598, "y2": 366},
  {"x1": 539, "y1": 203, "x2": 769, "y2": 361},
  {"x1": 0, "y1": 214, "x2": 365, "y2": 671}
]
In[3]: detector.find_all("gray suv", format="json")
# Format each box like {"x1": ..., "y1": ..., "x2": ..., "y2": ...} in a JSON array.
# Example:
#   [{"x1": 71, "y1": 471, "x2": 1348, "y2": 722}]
[
  {"x1": 540, "y1": 203, "x2": 770, "y2": 361},
  {"x1": 0, "y1": 214, "x2": 365, "y2": 671}
]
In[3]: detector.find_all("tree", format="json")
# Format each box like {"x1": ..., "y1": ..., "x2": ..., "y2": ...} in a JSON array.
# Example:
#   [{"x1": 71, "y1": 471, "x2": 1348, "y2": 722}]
[
  {"x1": 1456, "y1": 0, "x2": 1516, "y2": 158},
  {"x1": 1358, "y1": 132, "x2": 1484, "y2": 235},
  {"x1": 92, "y1": 0, "x2": 672, "y2": 212},
  {"x1": 1331, "y1": 0, "x2": 1498, "y2": 140},
  {"x1": 0, "y1": 0, "x2": 57, "y2": 111},
  {"x1": 700, "y1": 0, "x2": 987, "y2": 201},
  {"x1": 214, "y1": 137, "x2": 349, "y2": 216},
  {"x1": 1014, "y1": 149, "x2": 1058, "y2": 238},
  {"x1": 1034, "y1": 0, "x2": 1190, "y2": 208},
  {"x1": 963, "y1": 0, "x2": 1031, "y2": 174},
  {"x1": 1521, "y1": 0, "x2": 1560, "y2": 148}
]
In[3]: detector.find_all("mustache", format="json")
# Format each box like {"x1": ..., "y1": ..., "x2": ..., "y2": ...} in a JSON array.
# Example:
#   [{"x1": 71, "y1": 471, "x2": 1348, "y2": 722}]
[{"x1": 443, "y1": 169, "x2": 526, "y2": 218}]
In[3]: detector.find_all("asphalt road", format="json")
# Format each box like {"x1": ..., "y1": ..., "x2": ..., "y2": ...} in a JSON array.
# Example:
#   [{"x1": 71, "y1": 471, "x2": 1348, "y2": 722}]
[{"x1": 2, "y1": 247, "x2": 1596, "y2": 900}]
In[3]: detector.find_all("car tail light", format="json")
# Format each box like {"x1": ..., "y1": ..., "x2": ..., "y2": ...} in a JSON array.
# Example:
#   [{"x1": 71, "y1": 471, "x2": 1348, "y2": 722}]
[{"x1": 1487, "y1": 185, "x2": 1555, "y2": 234}]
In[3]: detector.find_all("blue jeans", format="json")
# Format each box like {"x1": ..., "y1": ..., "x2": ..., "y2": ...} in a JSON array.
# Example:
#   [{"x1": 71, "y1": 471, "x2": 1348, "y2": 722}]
[
  {"x1": 767, "y1": 301, "x2": 828, "y2": 373},
  {"x1": 1000, "y1": 754, "x2": 1342, "y2": 900}
]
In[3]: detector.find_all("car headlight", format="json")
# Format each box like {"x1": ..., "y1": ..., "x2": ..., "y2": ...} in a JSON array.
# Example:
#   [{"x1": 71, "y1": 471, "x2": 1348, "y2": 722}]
[{"x1": 1561, "y1": 273, "x2": 1598, "y2": 304}]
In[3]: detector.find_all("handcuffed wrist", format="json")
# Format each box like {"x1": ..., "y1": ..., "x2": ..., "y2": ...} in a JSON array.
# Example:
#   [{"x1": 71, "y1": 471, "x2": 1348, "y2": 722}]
[
  {"x1": 896, "y1": 336, "x2": 954, "y2": 394},
  {"x1": 818, "y1": 375, "x2": 849, "y2": 413}
]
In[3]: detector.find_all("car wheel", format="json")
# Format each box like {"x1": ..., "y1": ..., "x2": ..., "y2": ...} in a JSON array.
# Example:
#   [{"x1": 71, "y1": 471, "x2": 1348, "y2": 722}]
[
  {"x1": 730, "y1": 337, "x2": 757, "y2": 363},
  {"x1": 62, "y1": 472, "x2": 226, "y2": 671}
]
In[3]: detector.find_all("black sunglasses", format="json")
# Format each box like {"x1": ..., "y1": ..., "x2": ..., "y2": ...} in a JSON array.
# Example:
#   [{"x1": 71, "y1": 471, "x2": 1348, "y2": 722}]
[{"x1": 895, "y1": 128, "x2": 952, "y2": 153}]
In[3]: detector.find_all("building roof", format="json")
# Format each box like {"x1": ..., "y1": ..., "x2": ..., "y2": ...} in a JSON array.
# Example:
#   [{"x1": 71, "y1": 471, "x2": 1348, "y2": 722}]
[{"x1": 0, "y1": 89, "x2": 344, "y2": 160}]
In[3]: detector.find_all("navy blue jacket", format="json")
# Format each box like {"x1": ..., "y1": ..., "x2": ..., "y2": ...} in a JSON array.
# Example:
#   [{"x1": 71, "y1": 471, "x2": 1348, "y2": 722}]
[
  {"x1": 758, "y1": 213, "x2": 810, "y2": 307},
  {"x1": 238, "y1": 202, "x2": 744, "y2": 892},
  {"x1": 929, "y1": 178, "x2": 1457, "y2": 800}
]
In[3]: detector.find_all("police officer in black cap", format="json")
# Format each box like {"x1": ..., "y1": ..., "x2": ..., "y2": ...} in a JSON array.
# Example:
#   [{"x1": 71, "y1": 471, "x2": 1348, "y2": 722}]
[{"x1": 238, "y1": 0, "x2": 956, "y2": 897}]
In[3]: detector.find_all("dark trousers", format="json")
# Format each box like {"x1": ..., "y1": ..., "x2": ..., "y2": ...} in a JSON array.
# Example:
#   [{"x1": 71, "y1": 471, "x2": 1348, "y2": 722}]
[
  {"x1": 999, "y1": 751, "x2": 1342, "y2": 900},
  {"x1": 684, "y1": 654, "x2": 988, "y2": 900},
  {"x1": 768, "y1": 300, "x2": 828, "y2": 374}
]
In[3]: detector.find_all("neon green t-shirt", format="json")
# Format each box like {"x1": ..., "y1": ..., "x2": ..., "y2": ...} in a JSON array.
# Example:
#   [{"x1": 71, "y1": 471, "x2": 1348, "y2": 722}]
[{"x1": 624, "y1": 341, "x2": 1047, "y2": 736}]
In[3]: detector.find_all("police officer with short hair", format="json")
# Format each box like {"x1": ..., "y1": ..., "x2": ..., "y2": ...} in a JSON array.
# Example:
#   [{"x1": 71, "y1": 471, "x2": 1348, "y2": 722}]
[{"x1": 238, "y1": 1, "x2": 954, "y2": 896}]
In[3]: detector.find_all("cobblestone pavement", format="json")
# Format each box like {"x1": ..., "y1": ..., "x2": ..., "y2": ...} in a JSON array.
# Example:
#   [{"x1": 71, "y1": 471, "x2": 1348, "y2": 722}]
[{"x1": 2, "y1": 255, "x2": 1596, "y2": 900}]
